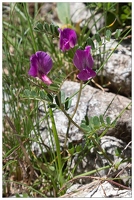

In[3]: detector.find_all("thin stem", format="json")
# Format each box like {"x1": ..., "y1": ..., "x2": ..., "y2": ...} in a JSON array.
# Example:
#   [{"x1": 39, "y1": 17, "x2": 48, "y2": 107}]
[
  {"x1": 60, "y1": 104, "x2": 113, "y2": 165},
  {"x1": 72, "y1": 80, "x2": 83, "y2": 119},
  {"x1": 23, "y1": 3, "x2": 37, "y2": 52},
  {"x1": 112, "y1": 102, "x2": 132, "y2": 124},
  {"x1": 64, "y1": 81, "x2": 83, "y2": 147},
  {"x1": 5, "y1": 116, "x2": 34, "y2": 185},
  {"x1": 48, "y1": 106, "x2": 63, "y2": 186}
]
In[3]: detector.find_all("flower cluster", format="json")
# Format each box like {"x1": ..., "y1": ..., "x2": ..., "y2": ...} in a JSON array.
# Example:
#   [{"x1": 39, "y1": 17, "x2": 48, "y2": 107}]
[{"x1": 28, "y1": 28, "x2": 96, "y2": 84}]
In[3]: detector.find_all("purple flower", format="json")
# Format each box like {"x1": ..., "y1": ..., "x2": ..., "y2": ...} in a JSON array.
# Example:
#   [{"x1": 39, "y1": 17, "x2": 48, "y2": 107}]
[
  {"x1": 58, "y1": 28, "x2": 77, "y2": 51},
  {"x1": 73, "y1": 46, "x2": 96, "y2": 81},
  {"x1": 28, "y1": 51, "x2": 53, "y2": 85}
]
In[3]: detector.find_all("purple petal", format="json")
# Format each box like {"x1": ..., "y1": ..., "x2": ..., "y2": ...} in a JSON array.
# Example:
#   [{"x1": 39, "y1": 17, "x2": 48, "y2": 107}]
[
  {"x1": 61, "y1": 40, "x2": 70, "y2": 51},
  {"x1": 28, "y1": 51, "x2": 53, "y2": 85},
  {"x1": 77, "y1": 68, "x2": 96, "y2": 81},
  {"x1": 85, "y1": 46, "x2": 94, "y2": 68},
  {"x1": 28, "y1": 54, "x2": 38, "y2": 77},
  {"x1": 59, "y1": 28, "x2": 77, "y2": 51},
  {"x1": 35, "y1": 51, "x2": 53, "y2": 75},
  {"x1": 73, "y1": 46, "x2": 94, "y2": 71},
  {"x1": 39, "y1": 74, "x2": 52, "y2": 85}
]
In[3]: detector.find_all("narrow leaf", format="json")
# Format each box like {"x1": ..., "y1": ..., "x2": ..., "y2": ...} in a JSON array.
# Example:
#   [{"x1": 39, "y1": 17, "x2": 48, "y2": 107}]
[
  {"x1": 50, "y1": 24, "x2": 55, "y2": 35},
  {"x1": 95, "y1": 33, "x2": 102, "y2": 45},
  {"x1": 40, "y1": 90, "x2": 48, "y2": 100},
  {"x1": 86, "y1": 37, "x2": 95, "y2": 49},
  {"x1": 115, "y1": 29, "x2": 122, "y2": 39},
  {"x1": 106, "y1": 116, "x2": 111, "y2": 125},
  {"x1": 99, "y1": 115, "x2": 105, "y2": 125},
  {"x1": 44, "y1": 22, "x2": 50, "y2": 32},
  {"x1": 23, "y1": 89, "x2": 31, "y2": 97},
  {"x1": 65, "y1": 97, "x2": 72, "y2": 110},
  {"x1": 93, "y1": 116, "x2": 100, "y2": 127},
  {"x1": 106, "y1": 29, "x2": 112, "y2": 41}
]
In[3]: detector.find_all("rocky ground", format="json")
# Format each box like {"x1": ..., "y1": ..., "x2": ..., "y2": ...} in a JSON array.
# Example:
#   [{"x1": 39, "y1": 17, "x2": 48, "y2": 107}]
[{"x1": 3, "y1": 2, "x2": 132, "y2": 198}]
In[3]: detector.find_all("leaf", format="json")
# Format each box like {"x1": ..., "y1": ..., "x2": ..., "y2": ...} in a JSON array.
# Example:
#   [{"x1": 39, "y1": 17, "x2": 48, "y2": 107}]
[
  {"x1": 115, "y1": 147, "x2": 121, "y2": 157},
  {"x1": 50, "y1": 24, "x2": 56, "y2": 35},
  {"x1": 56, "y1": 3, "x2": 71, "y2": 24},
  {"x1": 75, "y1": 145, "x2": 82, "y2": 153},
  {"x1": 68, "y1": 147, "x2": 75, "y2": 155},
  {"x1": 47, "y1": 93, "x2": 53, "y2": 103},
  {"x1": 55, "y1": 91, "x2": 65, "y2": 107},
  {"x1": 95, "y1": 33, "x2": 102, "y2": 45},
  {"x1": 36, "y1": 22, "x2": 43, "y2": 30},
  {"x1": 44, "y1": 22, "x2": 50, "y2": 32},
  {"x1": 22, "y1": 193, "x2": 29, "y2": 198},
  {"x1": 34, "y1": 27, "x2": 40, "y2": 32},
  {"x1": 115, "y1": 29, "x2": 122, "y2": 39},
  {"x1": 55, "y1": 94, "x2": 60, "y2": 107},
  {"x1": 23, "y1": 89, "x2": 31, "y2": 97},
  {"x1": 48, "y1": 104, "x2": 57, "y2": 108},
  {"x1": 85, "y1": 115, "x2": 89, "y2": 125},
  {"x1": 48, "y1": 84, "x2": 59, "y2": 92},
  {"x1": 106, "y1": 116, "x2": 111, "y2": 125},
  {"x1": 30, "y1": 90, "x2": 37, "y2": 97},
  {"x1": 80, "y1": 123, "x2": 91, "y2": 132},
  {"x1": 89, "y1": 117, "x2": 94, "y2": 129},
  {"x1": 54, "y1": 26, "x2": 60, "y2": 36},
  {"x1": 93, "y1": 116, "x2": 100, "y2": 128},
  {"x1": 86, "y1": 37, "x2": 95, "y2": 49},
  {"x1": 99, "y1": 115, "x2": 105, "y2": 125},
  {"x1": 65, "y1": 97, "x2": 72, "y2": 110},
  {"x1": 105, "y1": 29, "x2": 112, "y2": 41},
  {"x1": 40, "y1": 90, "x2": 49, "y2": 101},
  {"x1": 60, "y1": 91, "x2": 65, "y2": 104}
]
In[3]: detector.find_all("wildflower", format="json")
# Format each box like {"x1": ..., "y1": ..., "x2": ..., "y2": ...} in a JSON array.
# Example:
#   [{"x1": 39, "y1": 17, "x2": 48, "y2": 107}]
[
  {"x1": 28, "y1": 51, "x2": 53, "y2": 85},
  {"x1": 73, "y1": 46, "x2": 96, "y2": 81},
  {"x1": 58, "y1": 28, "x2": 77, "y2": 51}
]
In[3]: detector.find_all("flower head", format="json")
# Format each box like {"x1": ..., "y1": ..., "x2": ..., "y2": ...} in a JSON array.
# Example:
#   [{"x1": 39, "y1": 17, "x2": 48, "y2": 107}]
[
  {"x1": 28, "y1": 51, "x2": 53, "y2": 85},
  {"x1": 58, "y1": 28, "x2": 77, "y2": 51},
  {"x1": 73, "y1": 46, "x2": 96, "y2": 81}
]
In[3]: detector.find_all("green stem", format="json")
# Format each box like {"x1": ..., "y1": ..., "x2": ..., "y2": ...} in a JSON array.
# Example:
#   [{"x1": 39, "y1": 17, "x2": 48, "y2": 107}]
[
  {"x1": 49, "y1": 106, "x2": 63, "y2": 186},
  {"x1": 23, "y1": 3, "x2": 37, "y2": 52},
  {"x1": 72, "y1": 80, "x2": 83, "y2": 119},
  {"x1": 60, "y1": 105, "x2": 113, "y2": 165},
  {"x1": 64, "y1": 81, "x2": 83, "y2": 147},
  {"x1": 112, "y1": 102, "x2": 132, "y2": 124}
]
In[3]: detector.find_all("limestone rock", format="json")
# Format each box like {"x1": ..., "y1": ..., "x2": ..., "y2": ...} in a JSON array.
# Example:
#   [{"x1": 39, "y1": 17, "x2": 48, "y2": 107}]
[
  {"x1": 70, "y1": 2, "x2": 105, "y2": 34},
  {"x1": 95, "y1": 38, "x2": 131, "y2": 97},
  {"x1": 32, "y1": 81, "x2": 131, "y2": 156},
  {"x1": 61, "y1": 181, "x2": 131, "y2": 198}
]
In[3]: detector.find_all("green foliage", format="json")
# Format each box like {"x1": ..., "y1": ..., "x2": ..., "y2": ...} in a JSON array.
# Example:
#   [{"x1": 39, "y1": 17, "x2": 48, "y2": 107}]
[
  {"x1": 105, "y1": 29, "x2": 112, "y2": 41},
  {"x1": 86, "y1": 37, "x2": 95, "y2": 50},
  {"x1": 94, "y1": 33, "x2": 102, "y2": 46},
  {"x1": 86, "y1": 2, "x2": 131, "y2": 30},
  {"x1": 81, "y1": 115, "x2": 116, "y2": 136},
  {"x1": 56, "y1": 2, "x2": 71, "y2": 24},
  {"x1": 65, "y1": 97, "x2": 72, "y2": 111},
  {"x1": 3, "y1": 2, "x2": 131, "y2": 198},
  {"x1": 34, "y1": 21, "x2": 59, "y2": 37},
  {"x1": 15, "y1": 193, "x2": 29, "y2": 198}
]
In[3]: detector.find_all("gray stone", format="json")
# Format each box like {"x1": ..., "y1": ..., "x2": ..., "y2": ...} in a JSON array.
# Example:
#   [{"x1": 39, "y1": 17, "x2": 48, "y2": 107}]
[
  {"x1": 70, "y1": 2, "x2": 105, "y2": 34},
  {"x1": 61, "y1": 81, "x2": 131, "y2": 143},
  {"x1": 95, "y1": 38, "x2": 131, "y2": 97},
  {"x1": 69, "y1": 135, "x2": 131, "y2": 185},
  {"x1": 31, "y1": 81, "x2": 131, "y2": 156},
  {"x1": 61, "y1": 181, "x2": 131, "y2": 198}
]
